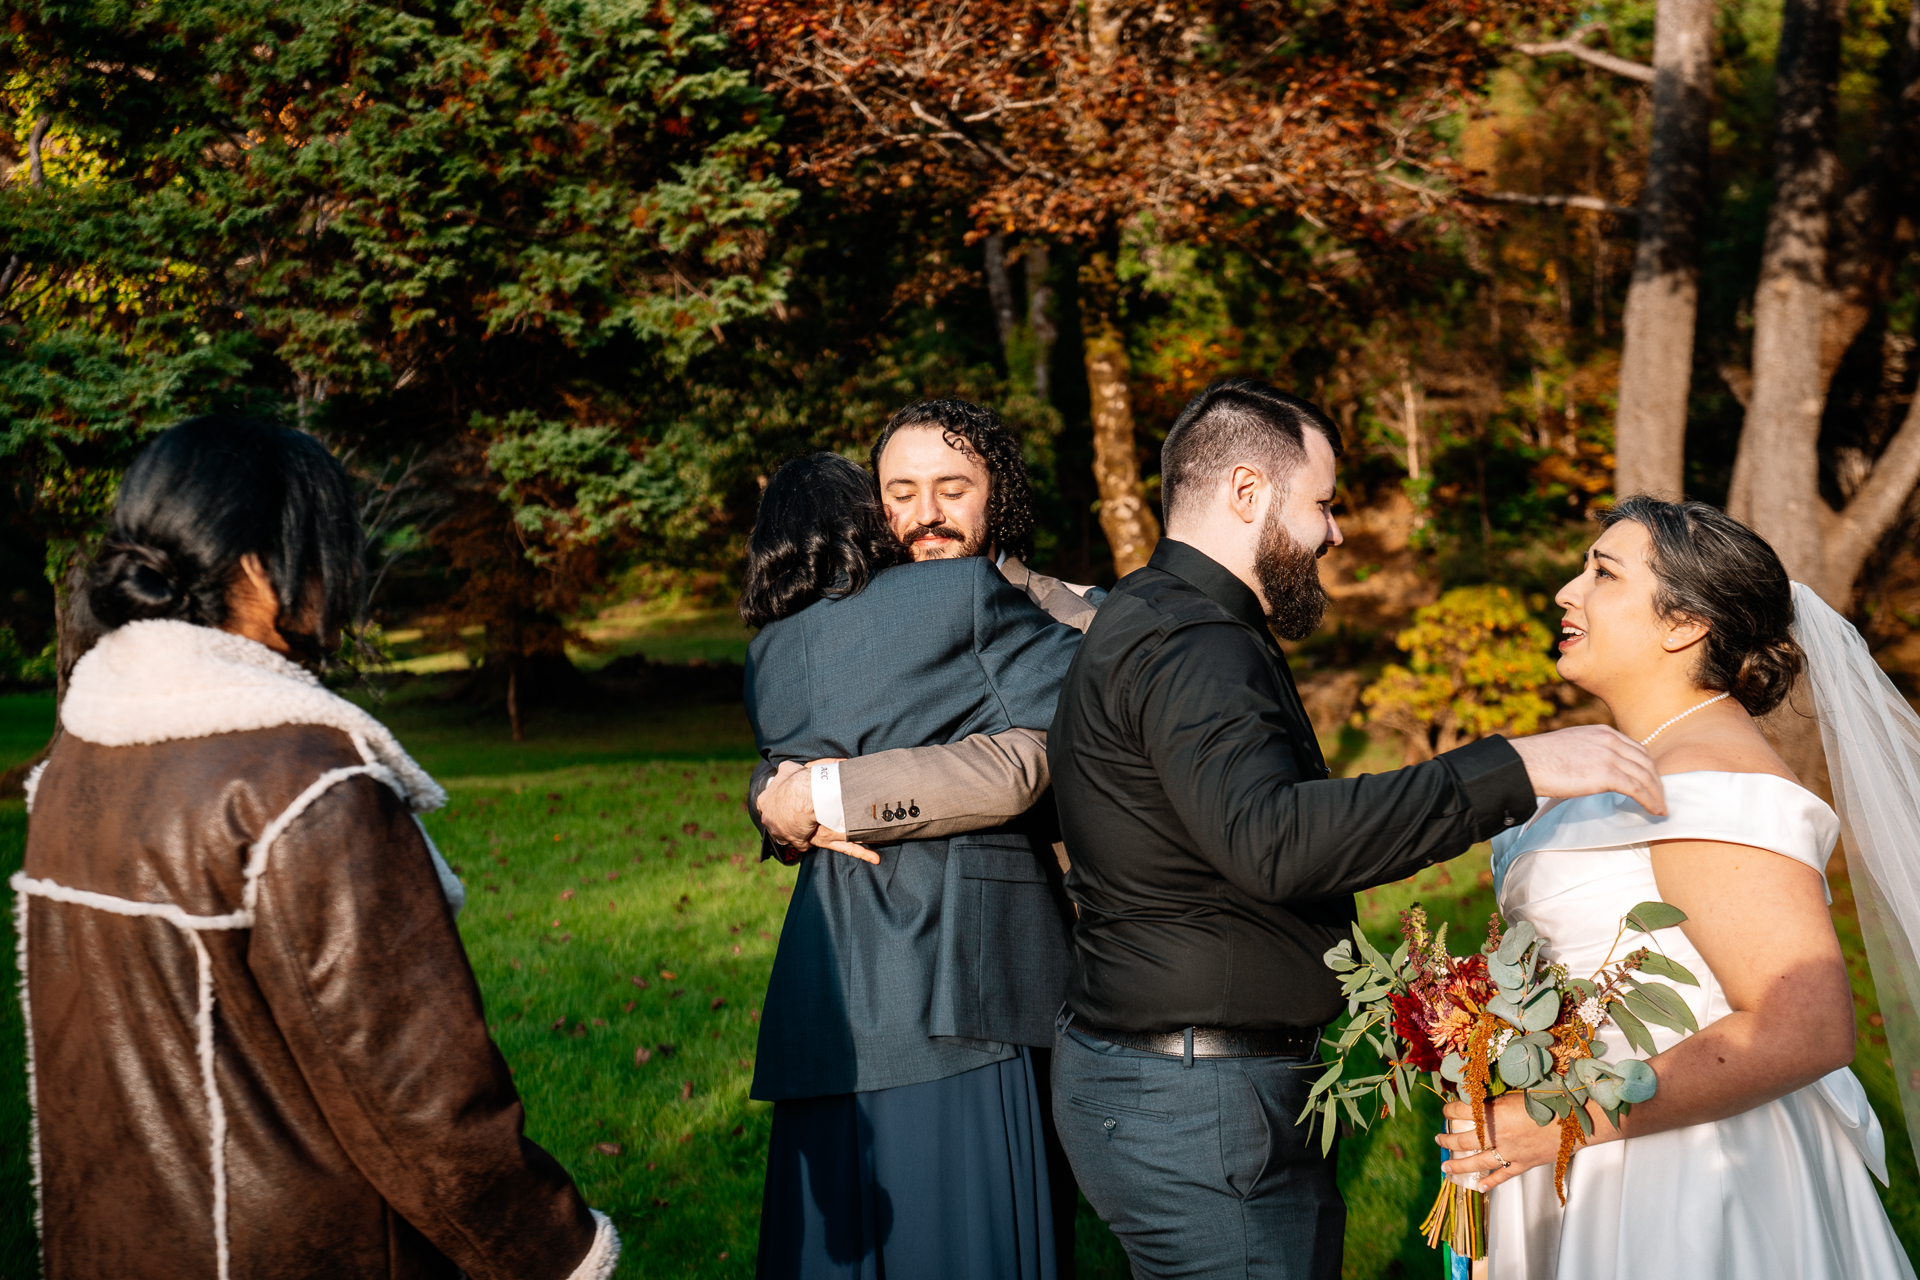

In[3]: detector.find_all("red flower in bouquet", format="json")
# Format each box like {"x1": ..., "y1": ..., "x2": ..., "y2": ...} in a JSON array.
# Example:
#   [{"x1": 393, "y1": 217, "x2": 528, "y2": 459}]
[{"x1": 1390, "y1": 992, "x2": 1444, "y2": 1072}]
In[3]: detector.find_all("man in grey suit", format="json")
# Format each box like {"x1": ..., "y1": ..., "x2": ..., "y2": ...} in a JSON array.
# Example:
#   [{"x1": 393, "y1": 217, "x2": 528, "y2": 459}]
[{"x1": 755, "y1": 397, "x2": 1093, "y2": 862}]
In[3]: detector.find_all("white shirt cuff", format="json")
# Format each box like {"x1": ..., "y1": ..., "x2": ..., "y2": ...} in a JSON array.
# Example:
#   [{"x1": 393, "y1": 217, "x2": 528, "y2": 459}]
[{"x1": 810, "y1": 761, "x2": 846, "y2": 834}]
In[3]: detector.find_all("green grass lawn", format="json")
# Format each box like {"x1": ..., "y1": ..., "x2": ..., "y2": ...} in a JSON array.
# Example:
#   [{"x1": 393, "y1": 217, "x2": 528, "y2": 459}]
[{"x1": 2, "y1": 687, "x2": 1916, "y2": 1276}]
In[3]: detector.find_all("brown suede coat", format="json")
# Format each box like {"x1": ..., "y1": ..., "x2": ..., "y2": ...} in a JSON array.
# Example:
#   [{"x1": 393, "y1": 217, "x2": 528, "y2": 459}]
[{"x1": 19, "y1": 724, "x2": 599, "y2": 1280}]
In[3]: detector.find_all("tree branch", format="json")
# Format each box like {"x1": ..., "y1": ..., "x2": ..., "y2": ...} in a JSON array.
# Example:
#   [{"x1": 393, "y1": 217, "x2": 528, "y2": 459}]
[
  {"x1": 1466, "y1": 190, "x2": 1640, "y2": 217},
  {"x1": 27, "y1": 112, "x2": 51, "y2": 187},
  {"x1": 1827, "y1": 391, "x2": 1920, "y2": 586},
  {"x1": 1516, "y1": 29, "x2": 1656, "y2": 83}
]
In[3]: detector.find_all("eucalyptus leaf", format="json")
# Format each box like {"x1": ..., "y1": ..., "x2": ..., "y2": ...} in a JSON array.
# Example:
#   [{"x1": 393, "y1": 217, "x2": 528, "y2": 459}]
[
  {"x1": 1571, "y1": 1057, "x2": 1606, "y2": 1085},
  {"x1": 1487, "y1": 995, "x2": 1526, "y2": 1028},
  {"x1": 1588, "y1": 1075, "x2": 1622, "y2": 1109},
  {"x1": 1520, "y1": 987, "x2": 1563, "y2": 1032},
  {"x1": 1617, "y1": 1058, "x2": 1657, "y2": 1104},
  {"x1": 1498, "y1": 1040, "x2": 1537, "y2": 1087},
  {"x1": 1440, "y1": 1053, "x2": 1468, "y2": 1084},
  {"x1": 1497, "y1": 921, "x2": 1538, "y2": 966},
  {"x1": 1488, "y1": 956, "x2": 1525, "y2": 991},
  {"x1": 1522, "y1": 1031, "x2": 1557, "y2": 1048},
  {"x1": 1524, "y1": 1091, "x2": 1555, "y2": 1125},
  {"x1": 1624, "y1": 901, "x2": 1689, "y2": 933},
  {"x1": 1621, "y1": 987, "x2": 1692, "y2": 1035},
  {"x1": 1320, "y1": 1097, "x2": 1339, "y2": 1155},
  {"x1": 1568, "y1": 977, "x2": 1598, "y2": 1000},
  {"x1": 1628, "y1": 982, "x2": 1699, "y2": 1034},
  {"x1": 1546, "y1": 1091, "x2": 1573, "y2": 1120},
  {"x1": 1572, "y1": 1098, "x2": 1594, "y2": 1137},
  {"x1": 1606, "y1": 998, "x2": 1657, "y2": 1055},
  {"x1": 1390, "y1": 940, "x2": 1411, "y2": 972},
  {"x1": 1636, "y1": 952, "x2": 1699, "y2": 987},
  {"x1": 1324, "y1": 940, "x2": 1357, "y2": 971}
]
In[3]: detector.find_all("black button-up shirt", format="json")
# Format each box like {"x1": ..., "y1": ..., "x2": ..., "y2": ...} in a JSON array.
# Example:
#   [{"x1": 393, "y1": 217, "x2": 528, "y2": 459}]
[{"x1": 1049, "y1": 539, "x2": 1536, "y2": 1031}]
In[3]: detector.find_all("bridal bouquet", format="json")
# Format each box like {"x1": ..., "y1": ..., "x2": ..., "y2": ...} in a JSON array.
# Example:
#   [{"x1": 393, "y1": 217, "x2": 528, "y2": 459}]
[{"x1": 1304, "y1": 902, "x2": 1699, "y2": 1259}]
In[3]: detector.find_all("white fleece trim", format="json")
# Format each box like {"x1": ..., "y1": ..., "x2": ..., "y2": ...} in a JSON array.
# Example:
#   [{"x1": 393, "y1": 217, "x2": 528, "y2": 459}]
[
  {"x1": 11, "y1": 873, "x2": 252, "y2": 931},
  {"x1": 14, "y1": 891, "x2": 43, "y2": 1269},
  {"x1": 566, "y1": 1210, "x2": 621, "y2": 1280},
  {"x1": 188, "y1": 932, "x2": 232, "y2": 1280},
  {"x1": 240, "y1": 765, "x2": 388, "y2": 915},
  {"x1": 60, "y1": 620, "x2": 447, "y2": 812},
  {"x1": 22, "y1": 760, "x2": 46, "y2": 814}
]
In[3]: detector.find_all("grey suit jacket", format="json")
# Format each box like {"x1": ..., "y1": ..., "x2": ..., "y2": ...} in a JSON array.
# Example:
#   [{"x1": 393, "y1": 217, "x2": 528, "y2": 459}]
[{"x1": 744, "y1": 556, "x2": 1082, "y2": 1101}]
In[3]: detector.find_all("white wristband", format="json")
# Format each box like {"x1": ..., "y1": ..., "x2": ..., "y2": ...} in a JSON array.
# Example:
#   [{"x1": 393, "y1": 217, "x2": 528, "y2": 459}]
[{"x1": 810, "y1": 761, "x2": 846, "y2": 834}]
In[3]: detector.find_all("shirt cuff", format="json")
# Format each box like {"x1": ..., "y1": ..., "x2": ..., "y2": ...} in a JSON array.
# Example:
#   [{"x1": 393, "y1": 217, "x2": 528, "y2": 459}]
[
  {"x1": 811, "y1": 761, "x2": 846, "y2": 834},
  {"x1": 1440, "y1": 735, "x2": 1538, "y2": 838}
]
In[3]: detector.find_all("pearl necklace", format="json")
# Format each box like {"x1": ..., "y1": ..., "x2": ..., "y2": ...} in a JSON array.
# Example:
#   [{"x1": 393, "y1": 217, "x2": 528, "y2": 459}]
[{"x1": 1638, "y1": 691, "x2": 1732, "y2": 746}]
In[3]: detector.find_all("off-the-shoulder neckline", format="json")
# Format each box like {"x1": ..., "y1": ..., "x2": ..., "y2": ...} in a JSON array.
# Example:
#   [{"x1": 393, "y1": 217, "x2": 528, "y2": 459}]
[{"x1": 1518, "y1": 769, "x2": 1832, "y2": 839}]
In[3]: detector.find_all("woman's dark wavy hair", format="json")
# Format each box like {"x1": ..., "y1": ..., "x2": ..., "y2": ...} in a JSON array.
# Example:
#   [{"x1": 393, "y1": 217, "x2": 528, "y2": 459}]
[
  {"x1": 868, "y1": 398, "x2": 1037, "y2": 562},
  {"x1": 739, "y1": 453, "x2": 911, "y2": 628},
  {"x1": 1599, "y1": 495, "x2": 1802, "y2": 716},
  {"x1": 88, "y1": 414, "x2": 364, "y2": 655}
]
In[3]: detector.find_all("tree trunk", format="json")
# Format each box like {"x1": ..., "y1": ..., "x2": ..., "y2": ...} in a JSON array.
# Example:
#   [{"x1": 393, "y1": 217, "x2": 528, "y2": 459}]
[
  {"x1": 1613, "y1": 0, "x2": 1713, "y2": 500},
  {"x1": 1728, "y1": 0, "x2": 1846, "y2": 590},
  {"x1": 1728, "y1": 0, "x2": 1920, "y2": 610},
  {"x1": 1026, "y1": 243, "x2": 1055, "y2": 403},
  {"x1": 984, "y1": 231, "x2": 1018, "y2": 351},
  {"x1": 1080, "y1": 250, "x2": 1160, "y2": 578},
  {"x1": 1818, "y1": 0, "x2": 1920, "y2": 390}
]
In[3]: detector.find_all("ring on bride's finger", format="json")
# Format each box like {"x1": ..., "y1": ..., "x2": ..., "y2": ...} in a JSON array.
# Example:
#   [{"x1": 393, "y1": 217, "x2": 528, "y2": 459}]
[{"x1": 1492, "y1": 1151, "x2": 1513, "y2": 1169}]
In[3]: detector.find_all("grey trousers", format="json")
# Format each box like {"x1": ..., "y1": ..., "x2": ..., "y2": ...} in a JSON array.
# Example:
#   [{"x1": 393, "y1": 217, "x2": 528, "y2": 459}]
[{"x1": 1051, "y1": 1015, "x2": 1343, "y2": 1279}]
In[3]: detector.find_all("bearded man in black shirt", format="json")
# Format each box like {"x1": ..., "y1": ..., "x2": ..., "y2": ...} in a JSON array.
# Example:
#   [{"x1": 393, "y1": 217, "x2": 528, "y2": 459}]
[{"x1": 1047, "y1": 377, "x2": 1666, "y2": 1278}]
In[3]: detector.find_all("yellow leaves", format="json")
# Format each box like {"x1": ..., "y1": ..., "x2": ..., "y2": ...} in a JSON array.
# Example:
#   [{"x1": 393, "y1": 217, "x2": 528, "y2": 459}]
[{"x1": 1362, "y1": 586, "x2": 1561, "y2": 763}]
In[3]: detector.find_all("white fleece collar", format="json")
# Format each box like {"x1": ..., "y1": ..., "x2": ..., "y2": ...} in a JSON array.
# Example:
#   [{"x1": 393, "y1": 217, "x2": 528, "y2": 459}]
[{"x1": 60, "y1": 620, "x2": 446, "y2": 814}]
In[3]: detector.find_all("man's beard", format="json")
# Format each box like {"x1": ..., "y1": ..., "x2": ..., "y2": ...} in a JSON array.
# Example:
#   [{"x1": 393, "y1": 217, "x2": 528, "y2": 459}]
[
  {"x1": 1256, "y1": 508, "x2": 1330, "y2": 641},
  {"x1": 903, "y1": 522, "x2": 987, "y2": 560}
]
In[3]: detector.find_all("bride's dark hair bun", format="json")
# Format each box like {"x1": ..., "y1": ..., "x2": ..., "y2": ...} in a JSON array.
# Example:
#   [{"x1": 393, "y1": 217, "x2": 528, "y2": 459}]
[
  {"x1": 86, "y1": 414, "x2": 365, "y2": 641},
  {"x1": 1600, "y1": 496, "x2": 1802, "y2": 716}
]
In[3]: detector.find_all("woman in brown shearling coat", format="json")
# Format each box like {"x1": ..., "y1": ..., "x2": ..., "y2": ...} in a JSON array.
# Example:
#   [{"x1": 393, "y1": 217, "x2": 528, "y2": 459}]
[{"x1": 14, "y1": 416, "x2": 617, "y2": 1280}]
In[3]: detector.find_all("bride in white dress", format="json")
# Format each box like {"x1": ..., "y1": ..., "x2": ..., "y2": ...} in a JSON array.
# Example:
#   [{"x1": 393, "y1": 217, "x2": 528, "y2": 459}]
[{"x1": 1435, "y1": 496, "x2": 1917, "y2": 1278}]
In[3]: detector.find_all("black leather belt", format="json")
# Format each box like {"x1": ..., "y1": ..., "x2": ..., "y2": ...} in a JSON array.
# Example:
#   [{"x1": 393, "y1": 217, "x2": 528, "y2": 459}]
[{"x1": 1074, "y1": 1023, "x2": 1323, "y2": 1060}]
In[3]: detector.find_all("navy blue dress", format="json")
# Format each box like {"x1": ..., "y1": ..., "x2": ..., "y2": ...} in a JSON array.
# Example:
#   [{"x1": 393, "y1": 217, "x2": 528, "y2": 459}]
[{"x1": 745, "y1": 558, "x2": 1079, "y2": 1279}]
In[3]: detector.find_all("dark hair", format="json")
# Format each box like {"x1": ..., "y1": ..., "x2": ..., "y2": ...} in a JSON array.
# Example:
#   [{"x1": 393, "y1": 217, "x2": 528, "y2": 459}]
[
  {"x1": 1161, "y1": 377, "x2": 1344, "y2": 524},
  {"x1": 88, "y1": 414, "x2": 364, "y2": 651},
  {"x1": 1599, "y1": 495, "x2": 1802, "y2": 716},
  {"x1": 868, "y1": 398, "x2": 1037, "y2": 562},
  {"x1": 739, "y1": 453, "x2": 912, "y2": 628}
]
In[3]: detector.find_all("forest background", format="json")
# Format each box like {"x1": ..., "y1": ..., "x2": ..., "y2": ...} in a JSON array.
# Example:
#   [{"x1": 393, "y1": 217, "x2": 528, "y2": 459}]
[{"x1": 5, "y1": 0, "x2": 1920, "y2": 730}]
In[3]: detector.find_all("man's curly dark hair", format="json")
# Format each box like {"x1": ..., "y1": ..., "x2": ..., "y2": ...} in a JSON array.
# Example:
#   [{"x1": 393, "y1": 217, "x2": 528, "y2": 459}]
[{"x1": 868, "y1": 398, "x2": 1038, "y2": 563}]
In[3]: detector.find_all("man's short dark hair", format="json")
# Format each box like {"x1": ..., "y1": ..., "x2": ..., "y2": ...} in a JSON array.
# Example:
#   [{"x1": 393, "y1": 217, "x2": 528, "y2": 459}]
[
  {"x1": 869, "y1": 398, "x2": 1037, "y2": 563},
  {"x1": 1159, "y1": 378, "x2": 1344, "y2": 525}
]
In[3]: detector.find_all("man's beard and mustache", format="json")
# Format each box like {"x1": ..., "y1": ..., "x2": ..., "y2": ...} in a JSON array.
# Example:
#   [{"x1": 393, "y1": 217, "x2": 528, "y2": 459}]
[
  {"x1": 1256, "y1": 507, "x2": 1330, "y2": 641},
  {"x1": 903, "y1": 521, "x2": 987, "y2": 560}
]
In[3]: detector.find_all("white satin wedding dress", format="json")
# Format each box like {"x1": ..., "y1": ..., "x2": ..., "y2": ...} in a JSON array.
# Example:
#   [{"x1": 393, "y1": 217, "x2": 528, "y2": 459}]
[{"x1": 1484, "y1": 771, "x2": 1916, "y2": 1279}]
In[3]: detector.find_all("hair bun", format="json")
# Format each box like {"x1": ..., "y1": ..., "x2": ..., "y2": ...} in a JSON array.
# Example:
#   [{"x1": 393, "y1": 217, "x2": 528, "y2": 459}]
[
  {"x1": 89, "y1": 538, "x2": 190, "y2": 628},
  {"x1": 1728, "y1": 637, "x2": 1804, "y2": 718}
]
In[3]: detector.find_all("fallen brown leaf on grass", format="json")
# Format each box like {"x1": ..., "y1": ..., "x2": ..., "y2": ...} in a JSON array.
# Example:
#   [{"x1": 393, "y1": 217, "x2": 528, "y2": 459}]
[
  {"x1": 595, "y1": 1142, "x2": 623, "y2": 1156},
  {"x1": 635, "y1": 1046, "x2": 653, "y2": 1066},
  {"x1": 631, "y1": 975, "x2": 651, "y2": 988},
  {"x1": 710, "y1": 997, "x2": 726, "y2": 1011},
  {"x1": 680, "y1": 1080, "x2": 693, "y2": 1100}
]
